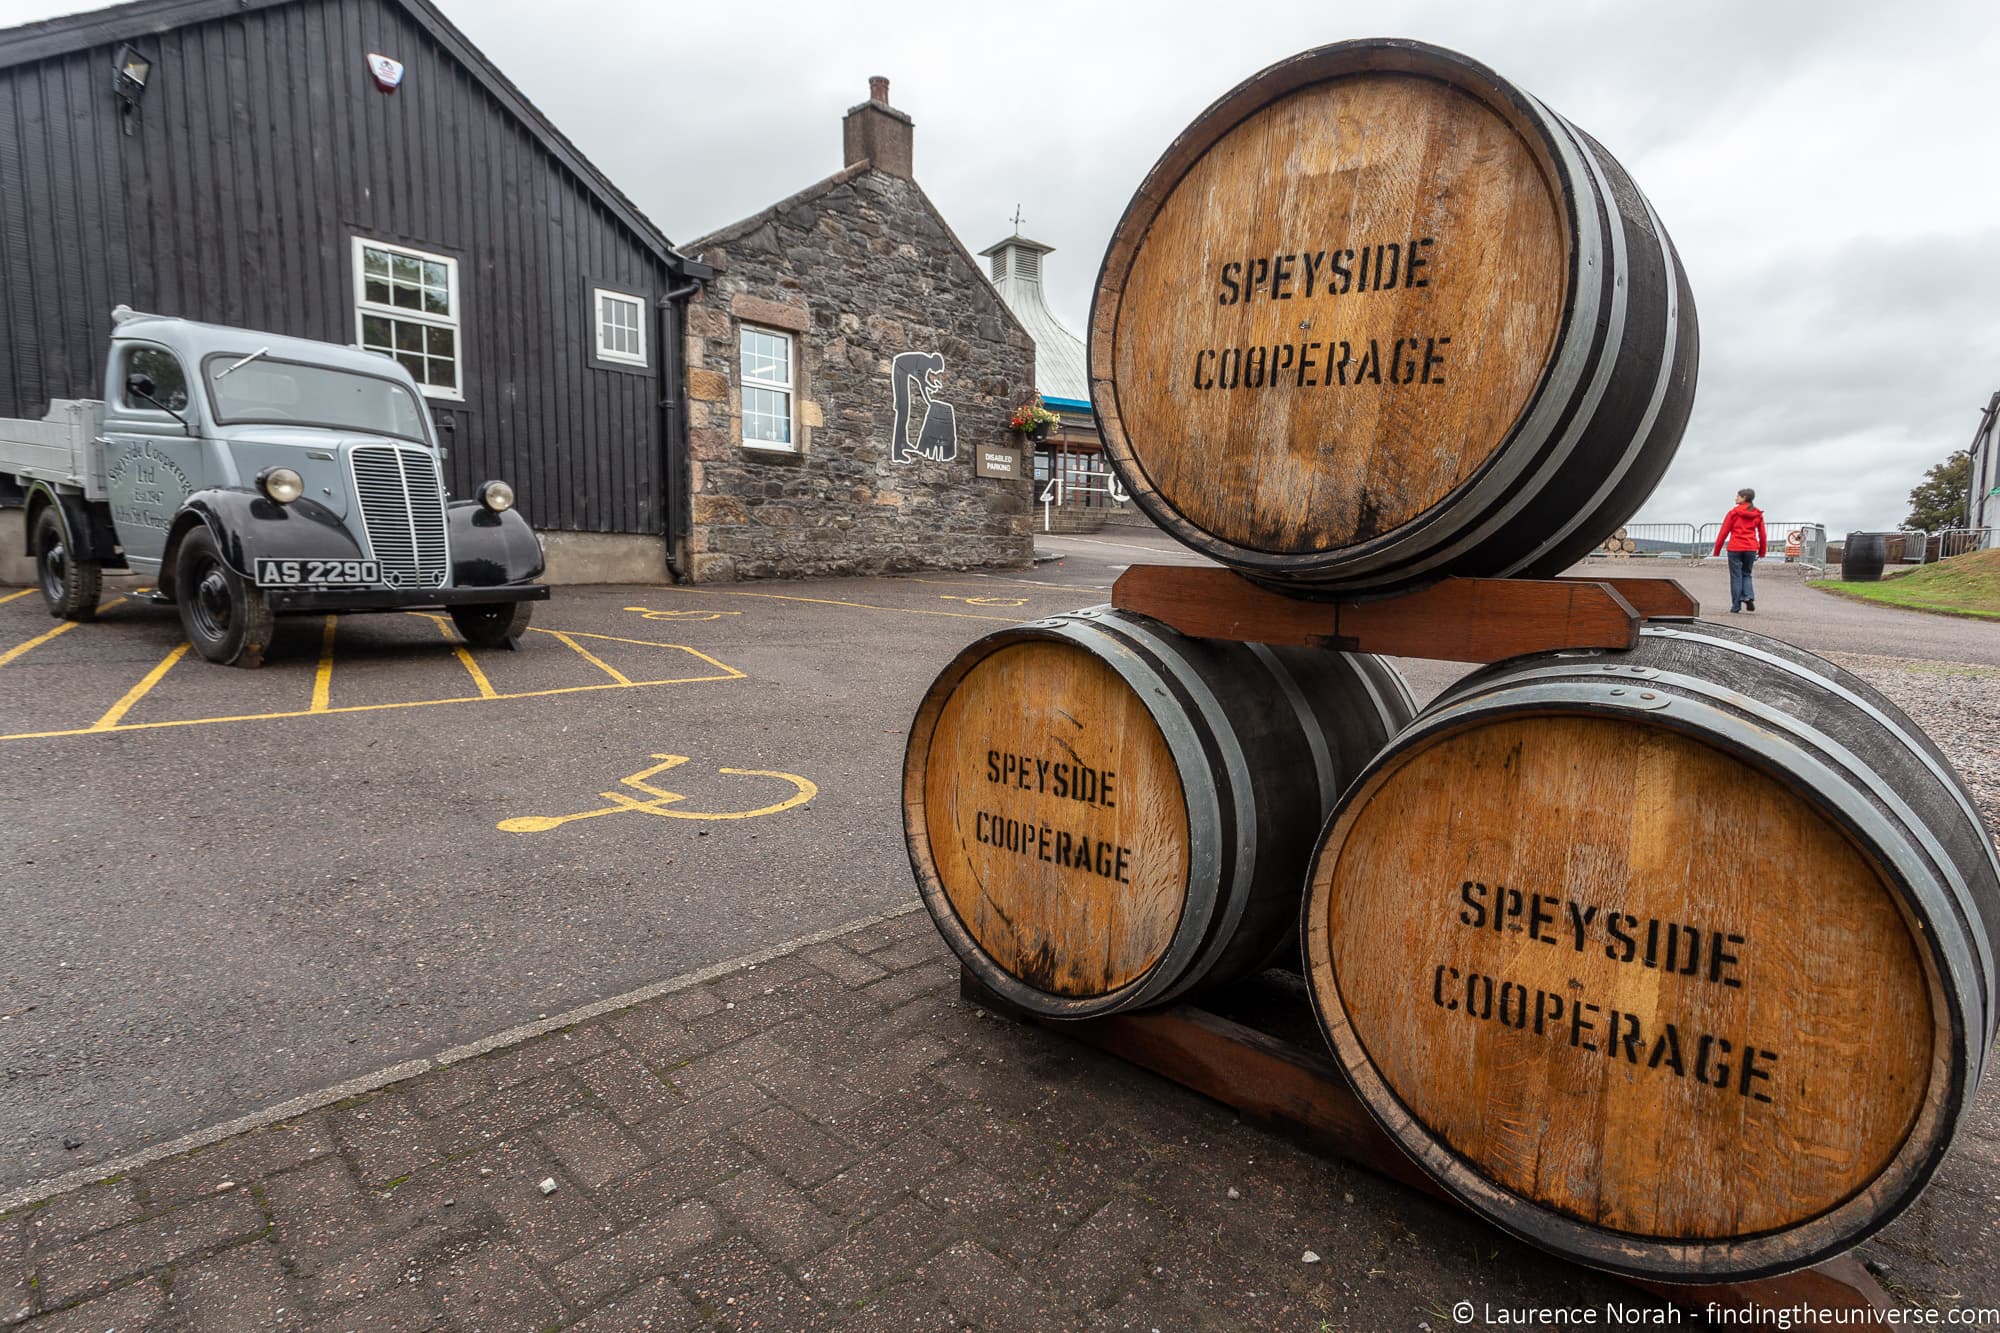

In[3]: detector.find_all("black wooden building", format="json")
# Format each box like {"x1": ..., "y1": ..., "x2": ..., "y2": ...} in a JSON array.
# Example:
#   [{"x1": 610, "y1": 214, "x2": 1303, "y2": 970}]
[{"x1": 0, "y1": 0, "x2": 703, "y2": 569}]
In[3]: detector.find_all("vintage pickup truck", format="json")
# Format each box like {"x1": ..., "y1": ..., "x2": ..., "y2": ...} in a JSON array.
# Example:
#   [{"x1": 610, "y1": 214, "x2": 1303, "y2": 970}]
[{"x1": 0, "y1": 309, "x2": 547, "y2": 666}]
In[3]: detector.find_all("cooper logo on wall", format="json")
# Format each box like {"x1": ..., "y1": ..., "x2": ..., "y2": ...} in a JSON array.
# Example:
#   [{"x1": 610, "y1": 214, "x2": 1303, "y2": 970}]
[
  {"x1": 366, "y1": 54, "x2": 405, "y2": 93},
  {"x1": 890, "y1": 351, "x2": 958, "y2": 464}
]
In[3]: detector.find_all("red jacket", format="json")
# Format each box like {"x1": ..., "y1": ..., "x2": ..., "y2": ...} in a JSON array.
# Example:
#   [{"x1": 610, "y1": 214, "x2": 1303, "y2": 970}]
[{"x1": 1713, "y1": 503, "x2": 1767, "y2": 556}]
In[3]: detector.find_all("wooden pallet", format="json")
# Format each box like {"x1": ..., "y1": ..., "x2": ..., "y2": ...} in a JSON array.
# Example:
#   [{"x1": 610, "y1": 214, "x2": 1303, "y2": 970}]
[{"x1": 961, "y1": 966, "x2": 1891, "y2": 1323}]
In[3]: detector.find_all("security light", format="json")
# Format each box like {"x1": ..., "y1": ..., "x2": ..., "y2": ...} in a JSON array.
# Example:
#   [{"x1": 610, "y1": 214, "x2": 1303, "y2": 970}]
[{"x1": 112, "y1": 44, "x2": 151, "y2": 105}]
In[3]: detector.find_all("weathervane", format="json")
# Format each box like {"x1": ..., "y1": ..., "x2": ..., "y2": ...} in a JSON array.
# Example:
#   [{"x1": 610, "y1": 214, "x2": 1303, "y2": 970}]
[{"x1": 1011, "y1": 205, "x2": 1025, "y2": 235}]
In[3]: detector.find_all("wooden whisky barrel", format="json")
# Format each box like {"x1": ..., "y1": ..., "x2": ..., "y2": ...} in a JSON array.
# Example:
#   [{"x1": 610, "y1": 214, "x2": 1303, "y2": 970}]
[
  {"x1": 1302, "y1": 622, "x2": 2000, "y2": 1280},
  {"x1": 905, "y1": 606, "x2": 1412, "y2": 1017},
  {"x1": 1843, "y1": 531, "x2": 1888, "y2": 581},
  {"x1": 1088, "y1": 39, "x2": 1699, "y2": 595}
]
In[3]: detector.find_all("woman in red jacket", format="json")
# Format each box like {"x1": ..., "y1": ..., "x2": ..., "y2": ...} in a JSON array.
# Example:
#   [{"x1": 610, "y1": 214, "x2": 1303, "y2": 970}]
[{"x1": 1712, "y1": 488, "x2": 1768, "y2": 612}]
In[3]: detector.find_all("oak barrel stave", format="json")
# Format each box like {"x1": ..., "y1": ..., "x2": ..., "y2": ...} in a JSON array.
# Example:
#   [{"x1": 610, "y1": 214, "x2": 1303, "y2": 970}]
[
  {"x1": 1088, "y1": 39, "x2": 1699, "y2": 594},
  {"x1": 905, "y1": 607, "x2": 1412, "y2": 1017},
  {"x1": 1302, "y1": 621, "x2": 1999, "y2": 1280}
]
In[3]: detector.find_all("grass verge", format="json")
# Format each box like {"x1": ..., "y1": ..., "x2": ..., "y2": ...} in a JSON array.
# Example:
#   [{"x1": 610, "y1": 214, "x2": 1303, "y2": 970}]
[{"x1": 1810, "y1": 549, "x2": 2000, "y2": 620}]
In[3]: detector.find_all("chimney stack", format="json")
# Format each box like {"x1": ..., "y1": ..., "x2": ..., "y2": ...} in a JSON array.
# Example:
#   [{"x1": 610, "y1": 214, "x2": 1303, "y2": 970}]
[{"x1": 843, "y1": 75, "x2": 913, "y2": 179}]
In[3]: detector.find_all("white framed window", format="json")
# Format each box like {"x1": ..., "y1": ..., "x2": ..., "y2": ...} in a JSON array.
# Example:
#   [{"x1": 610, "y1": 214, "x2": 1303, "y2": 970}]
[
  {"x1": 353, "y1": 236, "x2": 462, "y2": 400},
  {"x1": 593, "y1": 288, "x2": 647, "y2": 367},
  {"x1": 740, "y1": 326, "x2": 795, "y2": 450}
]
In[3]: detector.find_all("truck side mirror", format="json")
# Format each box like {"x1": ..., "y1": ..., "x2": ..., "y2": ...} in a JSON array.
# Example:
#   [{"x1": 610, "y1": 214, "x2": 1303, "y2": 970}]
[{"x1": 124, "y1": 371, "x2": 191, "y2": 433}]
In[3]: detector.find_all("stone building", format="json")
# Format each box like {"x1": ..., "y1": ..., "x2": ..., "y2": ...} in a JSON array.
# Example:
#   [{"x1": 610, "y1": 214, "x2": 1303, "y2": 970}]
[{"x1": 678, "y1": 80, "x2": 1038, "y2": 581}]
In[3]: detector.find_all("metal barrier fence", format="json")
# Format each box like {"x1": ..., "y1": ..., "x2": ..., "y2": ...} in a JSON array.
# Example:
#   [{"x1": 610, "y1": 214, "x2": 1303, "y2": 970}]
[
  {"x1": 1620, "y1": 523, "x2": 1701, "y2": 556},
  {"x1": 1815, "y1": 528, "x2": 1994, "y2": 565},
  {"x1": 1928, "y1": 528, "x2": 1993, "y2": 561},
  {"x1": 1833, "y1": 529, "x2": 1978, "y2": 565},
  {"x1": 1691, "y1": 521, "x2": 1827, "y2": 565}
]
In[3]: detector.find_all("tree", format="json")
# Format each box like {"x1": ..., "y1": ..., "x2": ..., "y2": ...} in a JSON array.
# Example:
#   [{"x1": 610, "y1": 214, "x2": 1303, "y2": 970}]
[{"x1": 1904, "y1": 450, "x2": 1971, "y2": 532}]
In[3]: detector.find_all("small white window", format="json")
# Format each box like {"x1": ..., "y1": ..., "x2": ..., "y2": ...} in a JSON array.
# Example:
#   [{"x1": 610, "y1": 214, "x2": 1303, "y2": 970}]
[
  {"x1": 740, "y1": 326, "x2": 794, "y2": 450},
  {"x1": 353, "y1": 237, "x2": 461, "y2": 400},
  {"x1": 594, "y1": 288, "x2": 647, "y2": 367}
]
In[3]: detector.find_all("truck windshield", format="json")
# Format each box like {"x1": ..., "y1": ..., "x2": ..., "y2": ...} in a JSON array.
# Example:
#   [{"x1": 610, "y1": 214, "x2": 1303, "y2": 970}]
[{"x1": 202, "y1": 356, "x2": 429, "y2": 443}]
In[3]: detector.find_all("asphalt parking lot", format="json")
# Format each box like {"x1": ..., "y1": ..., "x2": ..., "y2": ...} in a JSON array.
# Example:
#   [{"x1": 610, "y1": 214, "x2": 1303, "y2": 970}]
[
  {"x1": 0, "y1": 542, "x2": 1168, "y2": 1195},
  {"x1": 3, "y1": 529, "x2": 1997, "y2": 1216}
]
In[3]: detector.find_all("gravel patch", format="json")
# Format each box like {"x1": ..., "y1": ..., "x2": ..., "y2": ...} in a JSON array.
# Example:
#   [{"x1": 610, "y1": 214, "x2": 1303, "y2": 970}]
[{"x1": 1821, "y1": 650, "x2": 2000, "y2": 839}]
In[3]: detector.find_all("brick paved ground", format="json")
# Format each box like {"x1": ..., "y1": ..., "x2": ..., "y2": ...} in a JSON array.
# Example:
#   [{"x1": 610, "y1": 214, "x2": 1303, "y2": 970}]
[{"x1": 5, "y1": 907, "x2": 1996, "y2": 1331}]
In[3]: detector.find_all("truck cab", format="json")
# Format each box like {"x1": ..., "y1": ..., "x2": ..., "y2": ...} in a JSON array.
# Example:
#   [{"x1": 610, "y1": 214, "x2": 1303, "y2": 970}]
[{"x1": 3, "y1": 309, "x2": 547, "y2": 665}]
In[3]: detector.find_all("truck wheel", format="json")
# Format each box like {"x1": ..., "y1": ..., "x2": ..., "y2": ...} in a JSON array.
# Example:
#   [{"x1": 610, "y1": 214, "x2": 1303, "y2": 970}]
[
  {"x1": 175, "y1": 527, "x2": 273, "y2": 667},
  {"x1": 449, "y1": 600, "x2": 533, "y2": 650},
  {"x1": 32, "y1": 506, "x2": 101, "y2": 622}
]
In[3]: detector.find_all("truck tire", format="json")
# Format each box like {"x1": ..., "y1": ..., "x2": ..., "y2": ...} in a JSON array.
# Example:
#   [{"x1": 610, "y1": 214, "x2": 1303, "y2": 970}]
[
  {"x1": 449, "y1": 600, "x2": 533, "y2": 650},
  {"x1": 32, "y1": 505, "x2": 101, "y2": 622},
  {"x1": 175, "y1": 526, "x2": 273, "y2": 667}
]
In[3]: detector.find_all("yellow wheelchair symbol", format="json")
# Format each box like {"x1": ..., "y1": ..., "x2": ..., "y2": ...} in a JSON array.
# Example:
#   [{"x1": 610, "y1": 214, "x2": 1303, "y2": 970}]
[
  {"x1": 498, "y1": 754, "x2": 816, "y2": 833},
  {"x1": 939, "y1": 595, "x2": 1029, "y2": 607},
  {"x1": 624, "y1": 606, "x2": 744, "y2": 622}
]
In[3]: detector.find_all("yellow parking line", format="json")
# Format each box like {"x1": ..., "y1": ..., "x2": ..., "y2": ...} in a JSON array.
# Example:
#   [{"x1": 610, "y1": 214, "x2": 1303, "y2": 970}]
[
  {"x1": 430, "y1": 616, "x2": 498, "y2": 699},
  {"x1": 0, "y1": 588, "x2": 37, "y2": 606},
  {"x1": 310, "y1": 617, "x2": 338, "y2": 712},
  {"x1": 545, "y1": 630, "x2": 632, "y2": 685},
  {"x1": 655, "y1": 586, "x2": 1021, "y2": 622},
  {"x1": 89, "y1": 643, "x2": 192, "y2": 730},
  {"x1": 0, "y1": 671, "x2": 746, "y2": 742},
  {"x1": 1, "y1": 617, "x2": 750, "y2": 744},
  {"x1": 0, "y1": 597, "x2": 126, "y2": 670},
  {"x1": 0, "y1": 620, "x2": 79, "y2": 667}
]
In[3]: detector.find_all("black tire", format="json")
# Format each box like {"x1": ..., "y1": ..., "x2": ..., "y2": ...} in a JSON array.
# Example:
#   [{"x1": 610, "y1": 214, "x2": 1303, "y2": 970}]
[
  {"x1": 174, "y1": 526, "x2": 273, "y2": 667},
  {"x1": 32, "y1": 505, "x2": 101, "y2": 622},
  {"x1": 450, "y1": 600, "x2": 533, "y2": 650}
]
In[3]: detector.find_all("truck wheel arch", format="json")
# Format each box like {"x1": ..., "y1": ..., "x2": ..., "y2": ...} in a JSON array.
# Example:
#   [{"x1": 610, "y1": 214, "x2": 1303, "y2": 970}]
[
  {"x1": 159, "y1": 510, "x2": 217, "y2": 602},
  {"x1": 22, "y1": 483, "x2": 76, "y2": 559},
  {"x1": 21, "y1": 486, "x2": 55, "y2": 558},
  {"x1": 23, "y1": 482, "x2": 123, "y2": 566}
]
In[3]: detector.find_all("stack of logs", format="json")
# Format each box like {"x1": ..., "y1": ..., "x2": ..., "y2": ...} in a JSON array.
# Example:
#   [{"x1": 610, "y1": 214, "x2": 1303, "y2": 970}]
[
  {"x1": 1600, "y1": 526, "x2": 1639, "y2": 555},
  {"x1": 902, "y1": 38, "x2": 2000, "y2": 1293}
]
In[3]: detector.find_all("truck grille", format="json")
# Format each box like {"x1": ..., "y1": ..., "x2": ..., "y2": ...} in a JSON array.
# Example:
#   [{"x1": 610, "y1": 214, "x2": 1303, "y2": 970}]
[{"x1": 349, "y1": 445, "x2": 449, "y2": 589}]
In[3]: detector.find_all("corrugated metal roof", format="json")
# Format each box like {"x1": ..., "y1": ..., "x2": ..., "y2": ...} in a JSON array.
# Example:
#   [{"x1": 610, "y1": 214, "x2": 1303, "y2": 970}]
[{"x1": 980, "y1": 235, "x2": 1088, "y2": 405}]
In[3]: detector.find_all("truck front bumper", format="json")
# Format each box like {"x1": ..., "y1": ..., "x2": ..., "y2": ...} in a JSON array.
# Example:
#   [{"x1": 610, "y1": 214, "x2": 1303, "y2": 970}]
[{"x1": 265, "y1": 583, "x2": 550, "y2": 615}]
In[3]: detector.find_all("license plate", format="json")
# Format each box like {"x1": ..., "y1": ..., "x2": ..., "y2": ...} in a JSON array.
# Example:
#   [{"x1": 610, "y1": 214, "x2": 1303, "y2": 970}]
[{"x1": 255, "y1": 558, "x2": 379, "y2": 587}]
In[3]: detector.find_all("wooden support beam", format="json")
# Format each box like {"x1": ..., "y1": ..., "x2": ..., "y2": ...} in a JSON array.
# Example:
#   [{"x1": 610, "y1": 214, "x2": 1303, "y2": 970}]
[
  {"x1": 962, "y1": 967, "x2": 1892, "y2": 1325},
  {"x1": 1554, "y1": 574, "x2": 1699, "y2": 619},
  {"x1": 1111, "y1": 566, "x2": 1643, "y2": 662}
]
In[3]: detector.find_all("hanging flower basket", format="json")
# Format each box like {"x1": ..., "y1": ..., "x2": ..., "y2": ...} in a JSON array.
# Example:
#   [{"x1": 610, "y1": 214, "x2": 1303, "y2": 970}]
[{"x1": 1009, "y1": 395, "x2": 1061, "y2": 441}]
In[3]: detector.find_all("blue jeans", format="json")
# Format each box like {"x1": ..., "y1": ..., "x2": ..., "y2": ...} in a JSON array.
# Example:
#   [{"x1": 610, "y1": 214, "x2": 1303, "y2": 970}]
[{"x1": 1728, "y1": 550, "x2": 1757, "y2": 609}]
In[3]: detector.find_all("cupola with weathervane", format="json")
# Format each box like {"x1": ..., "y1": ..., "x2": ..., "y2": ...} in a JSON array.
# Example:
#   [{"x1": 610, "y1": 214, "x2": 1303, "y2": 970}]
[{"x1": 979, "y1": 232, "x2": 1087, "y2": 412}]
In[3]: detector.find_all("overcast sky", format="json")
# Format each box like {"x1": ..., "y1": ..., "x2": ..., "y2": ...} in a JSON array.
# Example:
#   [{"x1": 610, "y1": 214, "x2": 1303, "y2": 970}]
[{"x1": 6, "y1": 0, "x2": 1997, "y2": 534}]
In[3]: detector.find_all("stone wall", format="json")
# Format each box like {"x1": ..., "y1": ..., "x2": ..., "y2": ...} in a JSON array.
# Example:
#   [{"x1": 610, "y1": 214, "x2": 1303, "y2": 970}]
[{"x1": 682, "y1": 168, "x2": 1037, "y2": 582}]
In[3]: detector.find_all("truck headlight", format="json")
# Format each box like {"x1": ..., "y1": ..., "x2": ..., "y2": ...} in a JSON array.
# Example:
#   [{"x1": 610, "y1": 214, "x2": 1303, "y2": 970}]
[
  {"x1": 478, "y1": 480, "x2": 515, "y2": 513},
  {"x1": 259, "y1": 467, "x2": 304, "y2": 504}
]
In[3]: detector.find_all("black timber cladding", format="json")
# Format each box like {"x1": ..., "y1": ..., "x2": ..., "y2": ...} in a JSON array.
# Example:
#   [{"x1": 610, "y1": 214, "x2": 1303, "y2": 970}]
[{"x1": 0, "y1": 0, "x2": 679, "y2": 535}]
